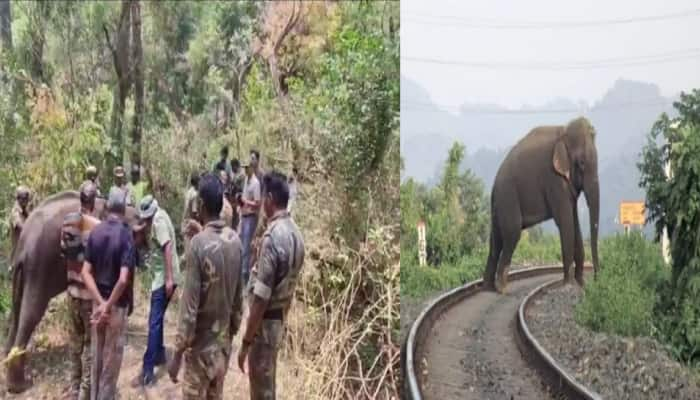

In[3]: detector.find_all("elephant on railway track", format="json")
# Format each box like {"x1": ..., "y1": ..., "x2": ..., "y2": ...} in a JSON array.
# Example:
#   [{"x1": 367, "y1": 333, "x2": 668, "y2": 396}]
[
  {"x1": 2, "y1": 191, "x2": 139, "y2": 393},
  {"x1": 483, "y1": 117, "x2": 600, "y2": 293}
]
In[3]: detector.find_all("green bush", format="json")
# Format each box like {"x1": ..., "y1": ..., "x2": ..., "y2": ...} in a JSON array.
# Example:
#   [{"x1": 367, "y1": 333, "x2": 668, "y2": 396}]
[
  {"x1": 401, "y1": 248, "x2": 487, "y2": 299},
  {"x1": 512, "y1": 231, "x2": 563, "y2": 265},
  {"x1": 576, "y1": 232, "x2": 667, "y2": 337}
]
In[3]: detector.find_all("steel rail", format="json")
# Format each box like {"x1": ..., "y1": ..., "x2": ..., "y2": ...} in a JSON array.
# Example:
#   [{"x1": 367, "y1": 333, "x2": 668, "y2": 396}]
[{"x1": 403, "y1": 264, "x2": 598, "y2": 400}]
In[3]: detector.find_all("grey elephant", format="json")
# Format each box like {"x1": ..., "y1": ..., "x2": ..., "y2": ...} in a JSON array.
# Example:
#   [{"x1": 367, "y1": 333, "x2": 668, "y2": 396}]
[
  {"x1": 3, "y1": 191, "x2": 139, "y2": 393},
  {"x1": 483, "y1": 117, "x2": 600, "y2": 293}
]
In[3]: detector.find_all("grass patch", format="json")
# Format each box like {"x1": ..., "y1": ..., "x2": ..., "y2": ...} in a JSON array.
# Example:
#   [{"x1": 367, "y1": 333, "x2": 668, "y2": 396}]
[
  {"x1": 401, "y1": 248, "x2": 486, "y2": 299},
  {"x1": 575, "y1": 232, "x2": 667, "y2": 337}
]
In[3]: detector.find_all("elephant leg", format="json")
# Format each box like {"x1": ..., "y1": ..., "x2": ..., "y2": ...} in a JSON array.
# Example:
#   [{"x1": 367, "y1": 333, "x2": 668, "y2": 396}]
[
  {"x1": 4, "y1": 262, "x2": 24, "y2": 356},
  {"x1": 553, "y1": 201, "x2": 575, "y2": 285},
  {"x1": 6, "y1": 283, "x2": 50, "y2": 393},
  {"x1": 494, "y1": 212, "x2": 522, "y2": 294},
  {"x1": 483, "y1": 216, "x2": 503, "y2": 290},
  {"x1": 573, "y1": 209, "x2": 585, "y2": 286}
]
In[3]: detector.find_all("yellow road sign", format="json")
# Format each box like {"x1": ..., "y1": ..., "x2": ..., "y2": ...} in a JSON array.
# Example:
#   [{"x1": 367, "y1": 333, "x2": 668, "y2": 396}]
[{"x1": 619, "y1": 201, "x2": 645, "y2": 225}]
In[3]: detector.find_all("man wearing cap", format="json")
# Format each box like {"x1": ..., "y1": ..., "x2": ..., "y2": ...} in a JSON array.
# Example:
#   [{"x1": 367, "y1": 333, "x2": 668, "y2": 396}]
[
  {"x1": 167, "y1": 173, "x2": 243, "y2": 399},
  {"x1": 112, "y1": 166, "x2": 134, "y2": 207},
  {"x1": 218, "y1": 169, "x2": 234, "y2": 228},
  {"x1": 86, "y1": 165, "x2": 103, "y2": 198},
  {"x1": 127, "y1": 164, "x2": 148, "y2": 206},
  {"x1": 132, "y1": 194, "x2": 181, "y2": 386},
  {"x1": 9, "y1": 186, "x2": 32, "y2": 256},
  {"x1": 239, "y1": 161, "x2": 261, "y2": 285},
  {"x1": 238, "y1": 172, "x2": 305, "y2": 399},
  {"x1": 182, "y1": 172, "x2": 201, "y2": 258},
  {"x1": 60, "y1": 182, "x2": 101, "y2": 400},
  {"x1": 80, "y1": 188, "x2": 136, "y2": 400}
]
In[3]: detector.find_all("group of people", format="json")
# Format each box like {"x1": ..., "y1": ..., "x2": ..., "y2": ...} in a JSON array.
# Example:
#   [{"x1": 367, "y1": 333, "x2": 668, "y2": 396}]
[{"x1": 10, "y1": 147, "x2": 304, "y2": 400}]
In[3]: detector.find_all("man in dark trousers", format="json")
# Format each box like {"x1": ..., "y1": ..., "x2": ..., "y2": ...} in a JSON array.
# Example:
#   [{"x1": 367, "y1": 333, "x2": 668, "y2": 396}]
[{"x1": 80, "y1": 188, "x2": 136, "y2": 400}]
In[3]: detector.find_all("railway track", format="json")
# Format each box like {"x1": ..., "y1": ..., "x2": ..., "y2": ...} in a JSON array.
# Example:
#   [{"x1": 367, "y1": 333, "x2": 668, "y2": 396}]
[{"x1": 404, "y1": 265, "x2": 599, "y2": 400}]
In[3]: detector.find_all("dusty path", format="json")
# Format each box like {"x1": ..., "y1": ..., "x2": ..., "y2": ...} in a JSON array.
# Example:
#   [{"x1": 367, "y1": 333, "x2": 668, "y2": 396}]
[
  {"x1": 419, "y1": 272, "x2": 559, "y2": 400},
  {"x1": 1, "y1": 290, "x2": 294, "y2": 400}
]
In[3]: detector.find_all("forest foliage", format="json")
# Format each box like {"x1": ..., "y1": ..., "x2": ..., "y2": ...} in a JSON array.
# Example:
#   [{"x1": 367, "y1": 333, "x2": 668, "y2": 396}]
[{"x1": 1, "y1": 1, "x2": 399, "y2": 397}]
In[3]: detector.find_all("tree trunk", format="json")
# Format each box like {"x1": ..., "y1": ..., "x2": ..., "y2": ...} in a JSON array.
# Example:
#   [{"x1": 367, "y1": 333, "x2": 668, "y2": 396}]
[
  {"x1": 104, "y1": 0, "x2": 132, "y2": 172},
  {"x1": 29, "y1": 2, "x2": 50, "y2": 83},
  {"x1": 130, "y1": 0, "x2": 143, "y2": 169},
  {"x1": 0, "y1": 0, "x2": 11, "y2": 52}
]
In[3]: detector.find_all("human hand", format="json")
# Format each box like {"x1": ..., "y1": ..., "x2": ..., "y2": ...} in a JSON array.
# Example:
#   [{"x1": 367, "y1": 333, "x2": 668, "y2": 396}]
[{"x1": 237, "y1": 339, "x2": 251, "y2": 374}]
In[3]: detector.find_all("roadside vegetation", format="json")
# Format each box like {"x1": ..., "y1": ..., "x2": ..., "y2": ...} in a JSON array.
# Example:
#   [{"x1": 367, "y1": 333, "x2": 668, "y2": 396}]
[
  {"x1": 0, "y1": 1, "x2": 399, "y2": 398},
  {"x1": 402, "y1": 90, "x2": 700, "y2": 373}
]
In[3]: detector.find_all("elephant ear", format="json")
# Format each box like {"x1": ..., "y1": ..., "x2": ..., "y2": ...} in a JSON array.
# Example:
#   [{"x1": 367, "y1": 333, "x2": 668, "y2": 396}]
[{"x1": 552, "y1": 138, "x2": 571, "y2": 181}]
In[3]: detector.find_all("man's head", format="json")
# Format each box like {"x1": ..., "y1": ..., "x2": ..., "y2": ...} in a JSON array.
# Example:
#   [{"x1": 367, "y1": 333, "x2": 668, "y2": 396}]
[
  {"x1": 190, "y1": 171, "x2": 200, "y2": 189},
  {"x1": 198, "y1": 173, "x2": 223, "y2": 220},
  {"x1": 79, "y1": 181, "x2": 98, "y2": 213},
  {"x1": 231, "y1": 159, "x2": 241, "y2": 174},
  {"x1": 106, "y1": 187, "x2": 127, "y2": 216},
  {"x1": 250, "y1": 150, "x2": 260, "y2": 169},
  {"x1": 243, "y1": 161, "x2": 252, "y2": 178},
  {"x1": 86, "y1": 165, "x2": 98, "y2": 182},
  {"x1": 61, "y1": 212, "x2": 84, "y2": 264},
  {"x1": 220, "y1": 146, "x2": 229, "y2": 160},
  {"x1": 262, "y1": 171, "x2": 290, "y2": 218},
  {"x1": 15, "y1": 186, "x2": 30, "y2": 209},
  {"x1": 114, "y1": 166, "x2": 125, "y2": 186},
  {"x1": 218, "y1": 169, "x2": 229, "y2": 185},
  {"x1": 131, "y1": 164, "x2": 140, "y2": 184},
  {"x1": 137, "y1": 195, "x2": 158, "y2": 234}
]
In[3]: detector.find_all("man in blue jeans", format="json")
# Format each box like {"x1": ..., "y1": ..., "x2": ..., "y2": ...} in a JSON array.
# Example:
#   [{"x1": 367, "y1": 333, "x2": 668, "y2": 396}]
[
  {"x1": 131, "y1": 195, "x2": 182, "y2": 387},
  {"x1": 239, "y1": 161, "x2": 261, "y2": 285}
]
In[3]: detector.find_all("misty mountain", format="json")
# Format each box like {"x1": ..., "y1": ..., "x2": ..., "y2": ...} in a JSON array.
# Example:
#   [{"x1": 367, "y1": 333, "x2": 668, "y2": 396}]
[{"x1": 401, "y1": 76, "x2": 678, "y2": 236}]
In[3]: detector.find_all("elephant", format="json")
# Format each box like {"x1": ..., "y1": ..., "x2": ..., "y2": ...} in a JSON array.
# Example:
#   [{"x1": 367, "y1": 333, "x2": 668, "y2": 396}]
[
  {"x1": 483, "y1": 117, "x2": 600, "y2": 293},
  {"x1": 3, "y1": 190, "x2": 139, "y2": 393}
]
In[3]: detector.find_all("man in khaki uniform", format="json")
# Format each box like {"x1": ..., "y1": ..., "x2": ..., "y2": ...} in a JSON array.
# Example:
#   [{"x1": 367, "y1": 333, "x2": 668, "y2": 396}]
[
  {"x1": 238, "y1": 171, "x2": 305, "y2": 400},
  {"x1": 86, "y1": 165, "x2": 102, "y2": 198},
  {"x1": 168, "y1": 173, "x2": 243, "y2": 400},
  {"x1": 182, "y1": 172, "x2": 200, "y2": 258},
  {"x1": 60, "y1": 182, "x2": 101, "y2": 400},
  {"x1": 9, "y1": 186, "x2": 32, "y2": 256}
]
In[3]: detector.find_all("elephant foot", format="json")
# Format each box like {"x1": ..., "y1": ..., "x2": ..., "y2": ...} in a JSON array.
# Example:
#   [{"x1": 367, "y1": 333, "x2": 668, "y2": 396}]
[
  {"x1": 495, "y1": 276, "x2": 509, "y2": 294},
  {"x1": 5, "y1": 350, "x2": 32, "y2": 394},
  {"x1": 482, "y1": 279, "x2": 497, "y2": 291}
]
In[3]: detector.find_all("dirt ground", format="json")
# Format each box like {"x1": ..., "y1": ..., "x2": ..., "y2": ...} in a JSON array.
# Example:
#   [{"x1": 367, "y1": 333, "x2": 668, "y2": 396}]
[
  {"x1": 527, "y1": 284, "x2": 700, "y2": 400},
  {"x1": 0, "y1": 286, "x2": 296, "y2": 400}
]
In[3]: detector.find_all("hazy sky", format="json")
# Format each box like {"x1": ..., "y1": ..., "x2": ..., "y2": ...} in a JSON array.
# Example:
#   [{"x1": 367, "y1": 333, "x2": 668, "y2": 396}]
[{"x1": 401, "y1": 0, "x2": 700, "y2": 109}]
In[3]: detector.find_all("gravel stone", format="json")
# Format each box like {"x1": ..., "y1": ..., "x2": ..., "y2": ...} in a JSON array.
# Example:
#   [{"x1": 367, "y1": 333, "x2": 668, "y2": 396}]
[{"x1": 527, "y1": 284, "x2": 700, "y2": 400}]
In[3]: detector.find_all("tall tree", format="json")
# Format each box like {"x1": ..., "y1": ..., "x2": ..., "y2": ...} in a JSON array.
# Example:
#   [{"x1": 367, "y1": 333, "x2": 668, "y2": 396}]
[
  {"x1": 0, "y1": 0, "x2": 11, "y2": 52},
  {"x1": 130, "y1": 0, "x2": 143, "y2": 168},
  {"x1": 104, "y1": 0, "x2": 131, "y2": 168}
]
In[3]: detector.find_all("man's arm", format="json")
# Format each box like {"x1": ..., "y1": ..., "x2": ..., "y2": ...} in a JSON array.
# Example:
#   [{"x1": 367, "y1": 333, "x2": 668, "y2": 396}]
[
  {"x1": 103, "y1": 266, "x2": 130, "y2": 309},
  {"x1": 163, "y1": 240, "x2": 175, "y2": 295},
  {"x1": 243, "y1": 180, "x2": 261, "y2": 210},
  {"x1": 81, "y1": 261, "x2": 105, "y2": 304},
  {"x1": 228, "y1": 245, "x2": 244, "y2": 340},
  {"x1": 174, "y1": 245, "x2": 201, "y2": 353},
  {"x1": 241, "y1": 236, "x2": 276, "y2": 345}
]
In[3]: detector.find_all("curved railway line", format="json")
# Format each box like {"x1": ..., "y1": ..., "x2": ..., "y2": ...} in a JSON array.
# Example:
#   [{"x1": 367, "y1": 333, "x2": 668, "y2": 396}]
[{"x1": 404, "y1": 265, "x2": 599, "y2": 400}]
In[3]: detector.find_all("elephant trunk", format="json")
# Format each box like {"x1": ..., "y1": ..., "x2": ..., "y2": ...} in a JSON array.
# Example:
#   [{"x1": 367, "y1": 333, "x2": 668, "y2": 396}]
[{"x1": 584, "y1": 176, "x2": 600, "y2": 278}]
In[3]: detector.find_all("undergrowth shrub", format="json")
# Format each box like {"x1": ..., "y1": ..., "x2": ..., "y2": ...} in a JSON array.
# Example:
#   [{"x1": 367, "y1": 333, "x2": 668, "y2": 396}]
[{"x1": 576, "y1": 232, "x2": 666, "y2": 337}]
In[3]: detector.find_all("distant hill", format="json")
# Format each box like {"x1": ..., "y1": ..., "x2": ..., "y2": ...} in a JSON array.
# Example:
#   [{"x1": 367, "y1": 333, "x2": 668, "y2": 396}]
[{"x1": 401, "y1": 76, "x2": 678, "y2": 236}]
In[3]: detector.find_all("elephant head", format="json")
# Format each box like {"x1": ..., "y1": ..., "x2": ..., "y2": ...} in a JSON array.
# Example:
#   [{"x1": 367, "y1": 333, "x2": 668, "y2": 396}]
[{"x1": 553, "y1": 117, "x2": 600, "y2": 278}]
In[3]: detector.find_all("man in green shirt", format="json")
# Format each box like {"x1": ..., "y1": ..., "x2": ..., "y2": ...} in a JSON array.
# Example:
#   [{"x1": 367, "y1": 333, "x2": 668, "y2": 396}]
[
  {"x1": 127, "y1": 164, "x2": 148, "y2": 206},
  {"x1": 132, "y1": 195, "x2": 182, "y2": 386}
]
